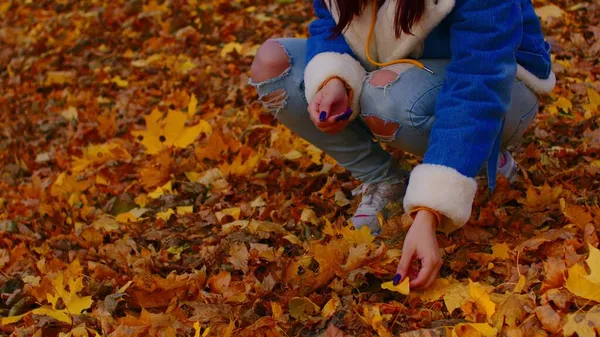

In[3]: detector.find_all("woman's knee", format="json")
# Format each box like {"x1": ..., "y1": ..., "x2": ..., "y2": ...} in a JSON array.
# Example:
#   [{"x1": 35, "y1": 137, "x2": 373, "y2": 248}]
[{"x1": 250, "y1": 40, "x2": 290, "y2": 83}]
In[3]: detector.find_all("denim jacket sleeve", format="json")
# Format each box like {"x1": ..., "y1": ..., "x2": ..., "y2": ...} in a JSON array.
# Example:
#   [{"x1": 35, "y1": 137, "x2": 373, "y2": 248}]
[
  {"x1": 403, "y1": 0, "x2": 523, "y2": 233},
  {"x1": 304, "y1": 0, "x2": 366, "y2": 119}
]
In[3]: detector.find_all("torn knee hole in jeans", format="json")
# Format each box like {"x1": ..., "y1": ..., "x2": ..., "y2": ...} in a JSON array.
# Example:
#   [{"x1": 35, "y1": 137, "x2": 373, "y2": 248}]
[
  {"x1": 260, "y1": 89, "x2": 288, "y2": 114},
  {"x1": 363, "y1": 116, "x2": 400, "y2": 142}
]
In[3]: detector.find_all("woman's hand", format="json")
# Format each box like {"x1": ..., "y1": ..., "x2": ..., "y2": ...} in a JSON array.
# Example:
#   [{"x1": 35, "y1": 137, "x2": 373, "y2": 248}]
[
  {"x1": 395, "y1": 209, "x2": 442, "y2": 290},
  {"x1": 308, "y1": 78, "x2": 351, "y2": 134}
]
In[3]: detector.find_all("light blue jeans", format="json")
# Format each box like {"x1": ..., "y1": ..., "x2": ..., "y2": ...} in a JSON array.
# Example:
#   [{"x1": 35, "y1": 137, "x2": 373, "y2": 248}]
[{"x1": 249, "y1": 38, "x2": 539, "y2": 184}]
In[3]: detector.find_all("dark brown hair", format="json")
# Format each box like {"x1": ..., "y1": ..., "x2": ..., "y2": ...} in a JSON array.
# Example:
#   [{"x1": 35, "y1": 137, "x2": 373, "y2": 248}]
[{"x1": 328, "y1": 0, "x2": 425, "y2": 38}]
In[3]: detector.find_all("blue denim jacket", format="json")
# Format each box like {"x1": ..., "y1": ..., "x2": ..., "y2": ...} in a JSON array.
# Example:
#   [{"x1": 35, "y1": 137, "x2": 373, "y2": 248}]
[{"x1": 304, "y1": 0, "x2": 555, "y2": 231}]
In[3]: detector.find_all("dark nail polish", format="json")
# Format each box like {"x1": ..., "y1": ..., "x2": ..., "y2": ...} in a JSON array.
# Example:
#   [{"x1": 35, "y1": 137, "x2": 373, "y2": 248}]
[
  {"x1": 319, "y1": 111, "x2": 327, "y2": 122},
  {"x1": 393, "y1": 274, "x2": 401, "y2": 286},
  {"x1": 335, "y1": 107, "x2": 353, "y2": 121}
]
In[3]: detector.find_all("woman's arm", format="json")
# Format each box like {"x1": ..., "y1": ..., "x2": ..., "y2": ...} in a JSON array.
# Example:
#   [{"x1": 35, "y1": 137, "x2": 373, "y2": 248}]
[
  {"x1": 403, "y1": 0, "x2": 523, "y2": 233},
  {"x1": 305, "y1": 0, "x2": 366, "y2": 120}
]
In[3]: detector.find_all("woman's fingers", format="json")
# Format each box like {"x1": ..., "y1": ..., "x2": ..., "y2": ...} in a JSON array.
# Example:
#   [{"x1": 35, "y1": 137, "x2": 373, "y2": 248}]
[
  {"x1": 410, "y1": 253, "x2": 442, "y2": 289},
  {"x1": 396, "y1": 245, "x2": 415, "y2": 284},
  {"x1": 424, "y1": 260, "x2": 442, "y2": 289}
]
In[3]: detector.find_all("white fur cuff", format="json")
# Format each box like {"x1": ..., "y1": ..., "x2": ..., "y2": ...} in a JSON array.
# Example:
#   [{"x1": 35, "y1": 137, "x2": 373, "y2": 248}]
[
  {"x1": 403, "y1": 164, "x2": 478, "y2": 233},
  {"x1": 516, "y1": 65, "x2": 556, "y2": 94},
  {"x1": 304, "y1": 52, "x2": 367, "y2": 120}
]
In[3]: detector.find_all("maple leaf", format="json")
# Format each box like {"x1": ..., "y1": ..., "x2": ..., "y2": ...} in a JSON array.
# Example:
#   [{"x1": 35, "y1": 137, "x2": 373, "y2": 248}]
[
  {"x1": 2, "y1": 260, "x2": 93, "y2": 325},
  {"x1": 228, "y1": 243, "x2": 249, "y2": 273},
  {"x1": 491, "y1": 243, "x2": 510, "y2": 260},
  {"x1": 542, "y1": 256, "x2": 567, "y2": 291},
  {"x1": 491, "y1": 293, "x2": 534, "y2": 328},
  {"x1": 132, "y1": 108, "x2": 212, "y2": 155},
  {"x1": 468, "y1": 280, "x2": 496, "y2": 322},
  {"x1": 71, "y1": 142, "x2": 132, "y2": 173},
  {"x1": 563, "y1": 305, "x2": 600, "y2": 337},
  {"x1": 565, "y1": 244, "x2": 600, "y2": 302}
]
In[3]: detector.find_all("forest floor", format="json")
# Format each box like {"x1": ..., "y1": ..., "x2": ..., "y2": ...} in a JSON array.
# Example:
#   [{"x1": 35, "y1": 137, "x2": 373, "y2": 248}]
[{"x1": 1, "y1": 0, "x2": 600, "y2": 336}]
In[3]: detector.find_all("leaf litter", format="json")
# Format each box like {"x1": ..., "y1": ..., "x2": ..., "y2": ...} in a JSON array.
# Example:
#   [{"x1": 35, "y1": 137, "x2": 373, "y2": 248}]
[{"x1": 1, "y1": 0, "x2": 600, "y2": 336}]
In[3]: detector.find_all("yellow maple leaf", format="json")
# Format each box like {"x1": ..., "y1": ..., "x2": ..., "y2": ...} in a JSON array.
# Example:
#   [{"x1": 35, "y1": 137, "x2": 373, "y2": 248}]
[
  {"x1": 156, "y1": 208, "x2": 174, "y2": 220},
  {"x1": 339, "y1": 225, "x2": 375, "y2": 246},
  {"x1": 132, "y1": 108, "x2": 212, "y2": 155},
  {"x1": 111, "y1": 75, "x2": 129, "y2": 88},
  {"x1": 71, "y1": 142, "x2": 132, "y2": 173},
  {"x1": 565, "y1": 245, "x2": 600, "y2": 302},
  {"x1": 563, "y1": 305, "x2": 600, "y2": 337},
  {"x1": 221, "y1": 42, "x2": 243, "y2": 58},
  {"x1": 381, "y1": 278, "x2": 410, "y2": 295},
  {"x1": 148, "y1": 181, "x2": 173, "y2": 199},
  {"x1": 491, "y1": 243, "x2": 510, "y2": 260},
  {"x1": 3, "y1": 261, "x2": 93, "y2": 325},
  {"x1": 469, "y1": 280, "x2": 496, "y2": 321},
  {"x1": 219, "y1": 152, "x2": 260, "y2": 177}
]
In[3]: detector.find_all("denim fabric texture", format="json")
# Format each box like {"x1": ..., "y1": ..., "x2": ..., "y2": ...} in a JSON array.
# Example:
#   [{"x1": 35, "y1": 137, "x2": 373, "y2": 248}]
[{"x1": 249, "y1": 39, "x2": 539, "y2": 183}]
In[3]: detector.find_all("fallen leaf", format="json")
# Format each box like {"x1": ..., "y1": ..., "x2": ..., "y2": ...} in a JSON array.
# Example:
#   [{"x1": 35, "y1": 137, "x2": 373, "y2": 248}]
[
  {"x1": 321, "y1": 293, "x2": 340, "y2": 319},
  {"x1": 289, "y1": 297, "x2": 320, "y2": 321},
  {"x1": 381, "y1": 277, "x2": 410, "y2": 295},
  {"x1": 469, "y1": 280, "x2": 496, "y2": 321},
  {"x1": 452, "y1": 323, "x2": 497, "y2": 337},
  {"x1": 491, "y1": 243, "x2": 510, "y2": 260},
  {"x1": 535, "y1": 5, "x2": 565, "y2": 21},
  {"x1": 535, "y1": 305, "x2": 562, "y2": 333},
  {"x1": 563, "y1": 305, "x2": 600, "y2": 337},
  {"x1": 565, "y1": 245, "x2": 600, "y2": 302}
]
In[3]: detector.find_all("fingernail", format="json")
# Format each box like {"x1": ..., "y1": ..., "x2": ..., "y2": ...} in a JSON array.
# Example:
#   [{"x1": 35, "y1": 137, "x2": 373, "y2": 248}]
[
  {"x1": 319, "y1": 111, "x2": 327, "y2": 122},
  {"x1": 335, "y1": 107, "x2": 353, "y2": 121},
  {"x1": 393, "y1": 274, "x2": 401, "y2": 286}
]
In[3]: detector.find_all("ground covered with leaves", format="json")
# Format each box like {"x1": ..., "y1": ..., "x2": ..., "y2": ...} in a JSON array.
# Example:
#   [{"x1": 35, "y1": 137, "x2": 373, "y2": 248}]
[{"x1": 1, "y1": 0, "x2": 600, "y2": 336}]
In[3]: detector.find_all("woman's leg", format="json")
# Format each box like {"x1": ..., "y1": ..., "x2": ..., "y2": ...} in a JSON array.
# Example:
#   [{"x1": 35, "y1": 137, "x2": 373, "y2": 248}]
[
  {"x1": 360, "y1": 59, "x2": 539, "y2": 167},
  {"x1": 250, "y1": 39, "x2": 409, "y2": 233},
  {"x1": 249, "y1": 38, "x2": 404, "y2": 184}
]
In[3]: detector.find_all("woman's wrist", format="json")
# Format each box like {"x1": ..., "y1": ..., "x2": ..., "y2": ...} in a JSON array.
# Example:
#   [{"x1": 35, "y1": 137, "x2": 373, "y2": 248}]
[{"x1": 414, "y1": 209, "x2": 438, "y2": 231}]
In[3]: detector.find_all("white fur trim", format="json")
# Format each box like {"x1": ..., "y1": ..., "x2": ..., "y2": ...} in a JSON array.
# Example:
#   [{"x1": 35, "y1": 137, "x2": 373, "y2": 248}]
[
  {"x1": 376, "y1": 0, "x2": 455, "y2": 63},
  {"x1": 304, "y1": 52, "x2": 366, "y2": 120},
  {"x1": 325, "y1": 0, "x2": 455, "y2": 69},
  {"x1": 516, "y1": 65, "x2": 556, "y2": 94},
  {"x1": 404, "y1": 164, "x2": 477, "y2": 233}
]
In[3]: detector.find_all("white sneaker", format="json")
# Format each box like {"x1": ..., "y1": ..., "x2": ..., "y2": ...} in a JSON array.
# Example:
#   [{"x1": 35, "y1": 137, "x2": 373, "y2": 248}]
[
  {"x1": 498, "y1": 150, "x2": 519, "y2": 182},
  {"x1": 351, "y1": 177, "x2": 407, "y2": 234}
]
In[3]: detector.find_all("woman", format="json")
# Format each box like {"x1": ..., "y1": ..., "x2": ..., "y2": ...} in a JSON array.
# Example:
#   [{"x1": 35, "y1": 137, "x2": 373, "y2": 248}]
[{"x1": 249, "y1": 0, "x2": 555, "y2": 289}]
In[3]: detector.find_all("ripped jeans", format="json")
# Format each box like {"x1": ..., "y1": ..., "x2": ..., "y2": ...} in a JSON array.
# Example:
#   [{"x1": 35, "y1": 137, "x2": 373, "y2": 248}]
[{"x1": 249, "y1": 38, "x2": 539, "y2": 185}]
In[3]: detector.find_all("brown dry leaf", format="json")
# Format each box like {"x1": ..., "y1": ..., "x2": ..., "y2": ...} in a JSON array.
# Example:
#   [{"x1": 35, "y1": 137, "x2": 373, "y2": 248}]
[
  {"x1": 535, "y1": 305, "x2": 562, "y2": 333},
  {"x1": 542, "y1": 256, "x2": 567, "y2": 291},
  {"x1": 208, "y1": 270, "x2": 231, "y2": 294},
  {"x1": 228, "y1": 243, "x2": 249, "y2": 273}
]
